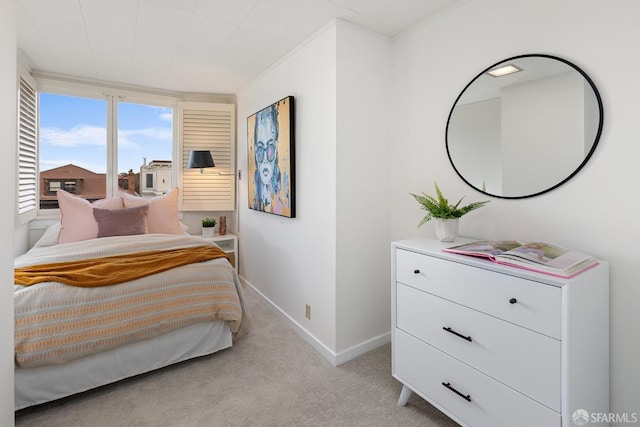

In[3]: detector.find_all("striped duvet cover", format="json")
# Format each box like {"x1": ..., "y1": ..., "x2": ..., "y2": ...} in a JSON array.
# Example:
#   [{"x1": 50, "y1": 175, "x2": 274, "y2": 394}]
[{"x1": 14, "y1": 234, "x2": 249, "y2": 368}]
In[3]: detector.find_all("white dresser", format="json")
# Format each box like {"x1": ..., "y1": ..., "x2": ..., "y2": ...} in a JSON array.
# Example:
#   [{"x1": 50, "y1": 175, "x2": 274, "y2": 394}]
[{"x1": 391, "y1": 237, "x2": 609, "y2": 427}]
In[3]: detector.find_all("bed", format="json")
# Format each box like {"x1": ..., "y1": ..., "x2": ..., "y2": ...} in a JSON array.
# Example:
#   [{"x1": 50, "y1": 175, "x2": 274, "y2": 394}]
[{"x1": 14, "y1": 189, "x2": 249, "y2": 410}]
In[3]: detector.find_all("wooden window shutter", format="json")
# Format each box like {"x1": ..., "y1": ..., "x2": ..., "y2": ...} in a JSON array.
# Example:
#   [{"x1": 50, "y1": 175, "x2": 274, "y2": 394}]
[
  {"x1": 179, "y1": 102, "x2": 235, "y2": 211},
  {"x1": 17, "y1": 72, "x2": 38, "y2": 223}
]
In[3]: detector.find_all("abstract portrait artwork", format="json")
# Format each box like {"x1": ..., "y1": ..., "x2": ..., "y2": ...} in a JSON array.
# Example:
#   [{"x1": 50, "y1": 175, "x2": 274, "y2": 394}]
[{"x1": 247, "y1": 96, "x2": 295, "y2": 218}]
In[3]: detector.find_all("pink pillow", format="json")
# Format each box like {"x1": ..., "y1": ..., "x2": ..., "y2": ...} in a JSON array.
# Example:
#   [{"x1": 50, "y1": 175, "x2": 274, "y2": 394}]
[
  {"x1": 122, "y1": 188, "x2": 182, "y2": 235},
  {"x1": 57, "y1": 189, "x2": 124, "y2": 243},
  {"x1": 93, "y1": 205, "x2": 149, "y2": 238}
]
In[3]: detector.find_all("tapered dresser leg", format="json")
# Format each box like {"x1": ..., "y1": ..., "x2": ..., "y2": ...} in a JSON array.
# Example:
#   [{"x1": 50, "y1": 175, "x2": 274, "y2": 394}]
[{"x1": 398, "y1": 385, "x2": 413, "y2": 406}]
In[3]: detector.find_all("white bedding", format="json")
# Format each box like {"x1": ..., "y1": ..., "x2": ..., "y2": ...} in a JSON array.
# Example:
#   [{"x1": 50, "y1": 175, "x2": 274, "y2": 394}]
[
  {"x1": 15, "y1": 320, "x2": 231, "y2": 410},
  {"x1": 14, "y1": 233, "x2": 248, "y2": 409},
  {"x1": 17, "y1": 232, "x2": 227, "y2": 267}
]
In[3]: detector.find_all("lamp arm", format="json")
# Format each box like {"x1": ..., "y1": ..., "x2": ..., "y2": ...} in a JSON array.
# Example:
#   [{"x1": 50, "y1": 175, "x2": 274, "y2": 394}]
[{"x1": 199, "y1": 170, "x2": 235, "y2": 176}]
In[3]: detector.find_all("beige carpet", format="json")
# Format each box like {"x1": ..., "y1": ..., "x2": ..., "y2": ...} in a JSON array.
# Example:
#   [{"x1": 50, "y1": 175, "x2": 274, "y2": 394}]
[{"x1": 15, "y1": 285, "x2": 458, "y2": 427}]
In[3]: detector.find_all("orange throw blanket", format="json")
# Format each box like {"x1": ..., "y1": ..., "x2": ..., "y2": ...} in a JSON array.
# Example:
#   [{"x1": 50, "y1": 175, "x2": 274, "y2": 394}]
[{"x1": 15, "y1": 245, "x2": 230, "y2": 287}]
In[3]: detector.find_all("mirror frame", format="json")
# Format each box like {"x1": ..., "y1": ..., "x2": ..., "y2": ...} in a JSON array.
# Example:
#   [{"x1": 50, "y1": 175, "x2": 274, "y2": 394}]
[{"x1": 445, "y1": 53, "x2": 604, "y2": 199}]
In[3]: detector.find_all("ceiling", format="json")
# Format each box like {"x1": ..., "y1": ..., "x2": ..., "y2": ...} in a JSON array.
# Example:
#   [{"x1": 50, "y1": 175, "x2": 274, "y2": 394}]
[{"x1": 18, "y1": 0, "x2": 461, "y2": 95}]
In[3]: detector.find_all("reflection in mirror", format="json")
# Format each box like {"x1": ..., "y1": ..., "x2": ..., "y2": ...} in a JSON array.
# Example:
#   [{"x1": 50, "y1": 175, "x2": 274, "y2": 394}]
[{"x1": 446, "y1": 54, "x2": 603, "y2": 199}]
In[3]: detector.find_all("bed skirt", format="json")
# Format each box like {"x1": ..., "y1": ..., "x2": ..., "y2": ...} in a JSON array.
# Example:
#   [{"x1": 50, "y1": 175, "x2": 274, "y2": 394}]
[{"x1": 15, "y1": 320, "x2": 231, "y2": 410}]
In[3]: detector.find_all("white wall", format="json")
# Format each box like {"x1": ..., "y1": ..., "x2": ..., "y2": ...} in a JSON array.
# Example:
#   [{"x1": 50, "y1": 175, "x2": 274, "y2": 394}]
[
  {"x1": 501, "y1": 72, "x2": 584, "y2": 195},
  {"x1": 1, "y1": 0, "x2": 16, "y2": 423},
  {"x1": 237, "y1": 20, "x2": 391, "y2": 361},
  {"x1": 448, "y1": 98, "x2": 502, "y2": 193},
  {"x1": 335, "y1": 24, "x2": 391, "y2": 353},
  {"x1": 390, "y1": 0, "x2": 640, "y2": 420},
  {"x1": 237, "y1": 23, "x2": 339, "y2": 352}
]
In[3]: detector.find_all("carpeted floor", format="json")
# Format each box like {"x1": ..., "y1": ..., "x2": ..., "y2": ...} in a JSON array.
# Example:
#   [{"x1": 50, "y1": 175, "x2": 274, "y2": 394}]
[{"x1": 15, "y1": 285, "x2": 458, "y2": 427}]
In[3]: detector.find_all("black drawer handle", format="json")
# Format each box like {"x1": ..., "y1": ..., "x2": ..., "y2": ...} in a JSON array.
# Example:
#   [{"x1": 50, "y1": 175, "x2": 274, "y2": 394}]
[
  {"x1": 413, "y1": 269, "x2": 420, "y2": 274},
  {"x1": 509, "y1": 298, "x2": 517, "y2": 304},
  {"x1": 442, "y1": 382, "x2": 472, "y2": 402},
  {"x1": 443, "y1": 326, "x2": 472, "y2": 342}
]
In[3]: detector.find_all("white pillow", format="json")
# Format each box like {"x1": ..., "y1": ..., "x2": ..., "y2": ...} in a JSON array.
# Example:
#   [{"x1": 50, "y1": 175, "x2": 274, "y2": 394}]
[{"x1": 33, "y1": 222, "x2": 62, "y2": 247}]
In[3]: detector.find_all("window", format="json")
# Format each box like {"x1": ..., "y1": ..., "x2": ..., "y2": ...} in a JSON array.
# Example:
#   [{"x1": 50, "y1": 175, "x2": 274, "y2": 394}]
[
  {"x1": 17, "y1": 72, "x2": 235, "y2": 219},
  {"x1": 44, "y1": 180, "x2": 78, "y2": 196},
  {"x1": 47, "y1": 181, "x2": 61, "y2": 194},
  {"x1": 39, "y1": 93, "x2": 107, "y2": 208},
  {"x1": 117, "y1": 101, "x2": 173, "y2": 197},
  {"x1": 36, "y1": 91, "x2": 174, "y2": 210}
]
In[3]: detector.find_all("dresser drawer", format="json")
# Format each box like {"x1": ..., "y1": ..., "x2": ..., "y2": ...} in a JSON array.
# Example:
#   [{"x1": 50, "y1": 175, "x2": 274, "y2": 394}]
[
  {"x1": 394, "y1": 329, "x2": 560, "y2": 427},
  {"x1": 395, "y1": 248, "x2": 562, "y2": 339},
  {"x1": 396, "y1": 283, "x2": 561, "y2": 411}
]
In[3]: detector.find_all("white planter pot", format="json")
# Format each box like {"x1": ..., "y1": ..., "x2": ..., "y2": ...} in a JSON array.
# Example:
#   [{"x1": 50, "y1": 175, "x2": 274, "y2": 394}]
[
  {"x1": 202, "y1": 227, "x2": 215, "y2": 238},
  {"x1": 434, "y1": 218, "x2": 459, "y2": 242}
]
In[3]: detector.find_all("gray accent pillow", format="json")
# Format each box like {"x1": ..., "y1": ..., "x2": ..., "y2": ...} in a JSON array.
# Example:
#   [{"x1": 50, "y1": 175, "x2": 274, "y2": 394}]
[{"x1": 93, "y1": 205, "x2": 149, "y2": 238}]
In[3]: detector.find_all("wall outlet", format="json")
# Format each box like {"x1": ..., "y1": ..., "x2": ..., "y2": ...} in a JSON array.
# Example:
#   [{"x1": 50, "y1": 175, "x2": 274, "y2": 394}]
[{"x1": 305, "y1": 304, "x2": 311, "y2": 320}]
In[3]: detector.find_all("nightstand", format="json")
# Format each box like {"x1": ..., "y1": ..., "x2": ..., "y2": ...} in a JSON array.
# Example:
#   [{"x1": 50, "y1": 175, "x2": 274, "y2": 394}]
[{"x1": 200, "y1": 233, "x2": 237, "y2": 273}]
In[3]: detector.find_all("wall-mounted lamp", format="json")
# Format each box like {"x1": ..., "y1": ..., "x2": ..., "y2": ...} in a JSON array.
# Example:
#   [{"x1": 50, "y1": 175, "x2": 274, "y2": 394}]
[
  {"x1": 188, "y1": 150, "x2": 214, "y2": 173},
  {"x1": 188, "y1": 150, "x2": 235, "y2": 176}
]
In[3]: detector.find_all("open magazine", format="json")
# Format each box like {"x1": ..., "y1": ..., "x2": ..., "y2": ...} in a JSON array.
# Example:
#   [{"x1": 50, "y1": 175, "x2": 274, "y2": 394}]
[{"x1": 442, "y1": 240, "x2": 599, "y2": 278}]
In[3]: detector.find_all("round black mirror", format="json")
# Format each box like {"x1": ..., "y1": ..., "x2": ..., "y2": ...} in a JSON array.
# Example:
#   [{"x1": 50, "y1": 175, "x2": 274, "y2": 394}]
[{"x1": 446, "y1": 54, "x2": 603, "y2": 199}]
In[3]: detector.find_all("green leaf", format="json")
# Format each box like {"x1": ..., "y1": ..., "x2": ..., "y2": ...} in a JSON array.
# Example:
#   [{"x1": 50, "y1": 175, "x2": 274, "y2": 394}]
[{"x1": 410, "y1": 182, "x2": 489, "y2": 227}]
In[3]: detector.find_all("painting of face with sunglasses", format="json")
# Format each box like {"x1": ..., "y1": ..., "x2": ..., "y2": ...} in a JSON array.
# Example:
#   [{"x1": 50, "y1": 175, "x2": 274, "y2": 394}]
[{"x1": 247, "y1": 96, "x2": 295, "y2": 218}]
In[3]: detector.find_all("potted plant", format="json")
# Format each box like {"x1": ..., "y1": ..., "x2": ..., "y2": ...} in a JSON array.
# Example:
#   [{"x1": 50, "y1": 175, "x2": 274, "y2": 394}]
[
  {"x1": 410, "y1": 182, "x2": 489, "y2": 242},
  {"x1": 201, "y1": 217, "x2": 217, "y2": 238}
]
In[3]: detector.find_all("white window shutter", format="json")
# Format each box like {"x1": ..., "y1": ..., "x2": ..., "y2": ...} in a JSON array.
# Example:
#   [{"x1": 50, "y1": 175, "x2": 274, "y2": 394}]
[
  {"x1": 179, "y1": 102, "x2": 235, "y2": 211},
  {"x1": 17, "y1": 71, "x2": 38, "y2": 224}
]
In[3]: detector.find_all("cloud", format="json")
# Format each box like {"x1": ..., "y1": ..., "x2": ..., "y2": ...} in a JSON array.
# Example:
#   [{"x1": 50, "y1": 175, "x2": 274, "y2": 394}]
[
  {"x1": 158, "y1": 112, "x2": 173, "y2": 122},
  {"x1": 149, "y1": 106, "x2": 173, "y2": 123},
  {"x1": 40, "y1": 125, "x2": 106, "y2": 148},
  {"x1": 157, "y1": 107, "x2": 172, "y2": 120},
  {"x1": 40, "y1": 125, "x2": 172, "y2": 150},
  {"x1": 118, "y1": 127, "x2": 172, "y2": 149}
]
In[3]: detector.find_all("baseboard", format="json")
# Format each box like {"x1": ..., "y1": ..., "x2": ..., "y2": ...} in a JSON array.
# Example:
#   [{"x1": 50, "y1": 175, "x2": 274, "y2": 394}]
[
  {"x1": 334, "y1": 331, "x2": 390, "y2": 366},
  {"x1": 239, "y1": 276, "x2": 389, "y2": 367}
]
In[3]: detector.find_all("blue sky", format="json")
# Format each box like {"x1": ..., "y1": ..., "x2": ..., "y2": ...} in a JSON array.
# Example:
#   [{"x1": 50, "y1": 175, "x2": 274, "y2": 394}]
[{"x1": 39, "y1": 93, "x2": 173, "y2": 174}]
